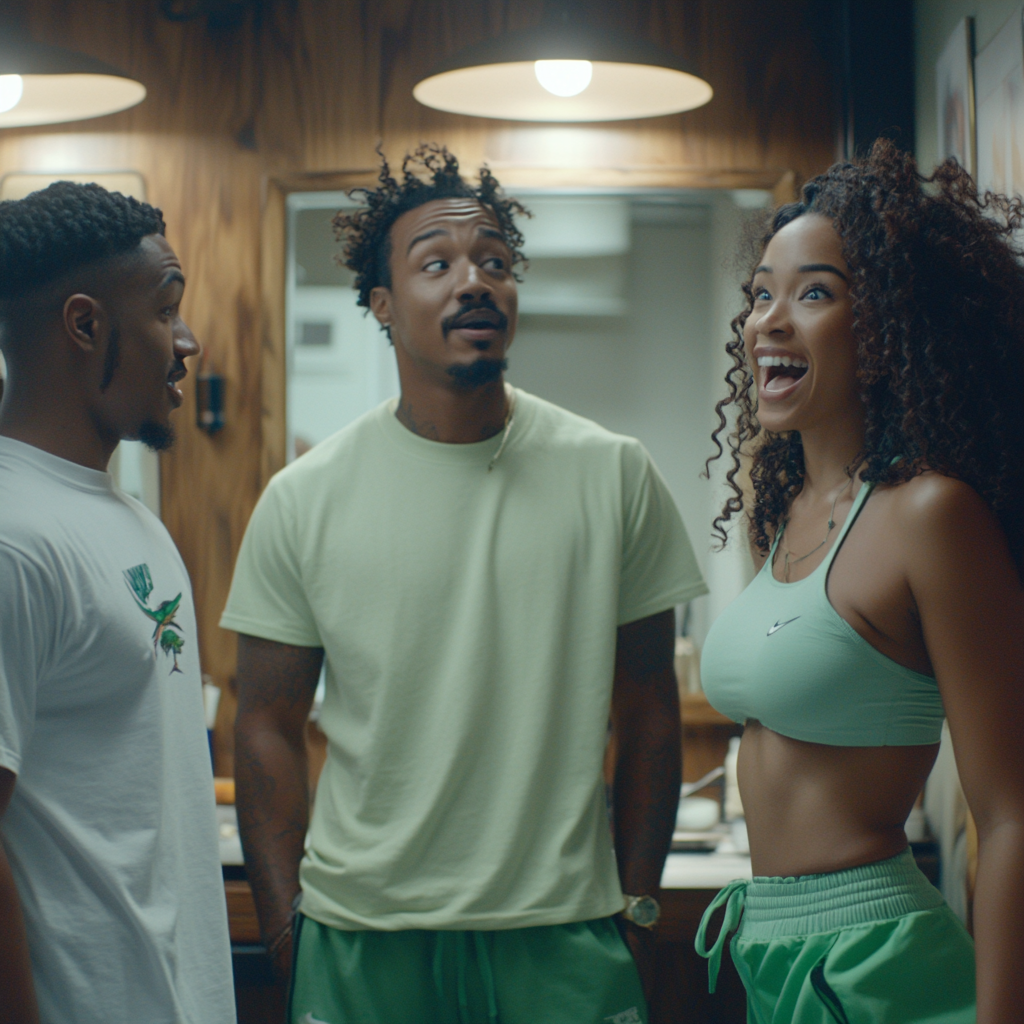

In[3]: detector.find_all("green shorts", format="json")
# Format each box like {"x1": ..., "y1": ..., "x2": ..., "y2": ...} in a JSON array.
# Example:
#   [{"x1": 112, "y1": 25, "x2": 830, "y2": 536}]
[
  {"x1": 289, "y1": 914, "x2": 647, "y2": 1024},
  {"x1": 696, "y1": 848, "x2": 976, "y2": 1023}
]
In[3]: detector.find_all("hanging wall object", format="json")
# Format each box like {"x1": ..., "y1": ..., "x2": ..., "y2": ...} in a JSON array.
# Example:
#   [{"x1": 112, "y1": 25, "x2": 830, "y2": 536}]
[
  {"x1": 0, "y1": 26, "x2": 145, "y2": 127},
  {"x1": 975, "y1": 10, "x2": 1024, "y2": 197},
  {"x1": 936, "y1": 18, "x2": 976, "y2": 176},
  {"x1": 196, "y1": 372, "x2": 225, "y2": 435},
  {"x1": 413, "y1": 4, "x2": 711, "y2": 122}
]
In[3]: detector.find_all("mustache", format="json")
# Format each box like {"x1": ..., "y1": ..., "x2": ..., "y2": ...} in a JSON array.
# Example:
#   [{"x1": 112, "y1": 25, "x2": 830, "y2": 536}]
[{"x1": 441, "y1": 300, "x2": 509, "y2": 338}]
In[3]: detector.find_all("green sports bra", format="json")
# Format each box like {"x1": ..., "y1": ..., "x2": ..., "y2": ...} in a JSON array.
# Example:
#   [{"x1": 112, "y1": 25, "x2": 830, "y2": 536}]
[{"x1": 701, "y1": 481, "x2": 944, "y2": 746}]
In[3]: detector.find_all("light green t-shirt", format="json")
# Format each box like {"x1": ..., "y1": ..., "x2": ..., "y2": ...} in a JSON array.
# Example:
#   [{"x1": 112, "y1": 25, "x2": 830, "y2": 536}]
[{"x1": 221, "y1": 389, "x2": 707, "y2": 931}]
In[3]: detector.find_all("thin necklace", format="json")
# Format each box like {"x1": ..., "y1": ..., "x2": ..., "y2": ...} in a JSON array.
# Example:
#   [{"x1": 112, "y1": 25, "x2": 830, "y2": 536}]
[
  {"x1": 487, "y1": 384, "x2": 516, "y2": 472},
  {"x1": 780, "y1": 477, "x2": 853, "y2": 582}
]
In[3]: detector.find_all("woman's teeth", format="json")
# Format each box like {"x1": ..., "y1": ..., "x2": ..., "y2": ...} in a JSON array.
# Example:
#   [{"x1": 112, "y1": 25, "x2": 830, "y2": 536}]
[{"x1": 756, "y1": 355, "x2": 808, "y2": 369}]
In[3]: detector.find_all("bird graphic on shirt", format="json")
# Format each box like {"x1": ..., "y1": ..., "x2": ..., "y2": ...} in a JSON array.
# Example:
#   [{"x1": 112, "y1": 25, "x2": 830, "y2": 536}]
[
  {"x1": 123, "y1": 563, "x2": 186, "y2": 673},
  {"x1": 159, "y1": 628, "x2": 185, "y2": 674}
]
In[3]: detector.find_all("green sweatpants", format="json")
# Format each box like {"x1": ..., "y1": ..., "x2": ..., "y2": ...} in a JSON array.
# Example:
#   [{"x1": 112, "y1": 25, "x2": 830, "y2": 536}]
[
  {"x1": 289, "y1": 914, "x2": 647, "y2": 1024},
  {"x1": 696, "y1": 849, "x2": 976, "y2": 1024}
]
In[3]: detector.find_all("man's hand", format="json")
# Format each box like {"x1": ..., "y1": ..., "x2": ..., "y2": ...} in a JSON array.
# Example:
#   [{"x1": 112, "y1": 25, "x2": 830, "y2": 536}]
[
  {"x1": 0, "y1": 767, "x2": 40, "y2": 1024},
  {"x1": 234, "y1": 635, "x2": 323, "y2": 983},
  {"x1": 610, "y1": 608, "x2": 680, "y2": 1010}
]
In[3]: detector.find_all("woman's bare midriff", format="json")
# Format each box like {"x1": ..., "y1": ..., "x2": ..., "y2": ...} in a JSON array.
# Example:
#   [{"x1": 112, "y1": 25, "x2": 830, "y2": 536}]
[{"x1": 739, "y1": 720, "x2": 940, "y2": 878}]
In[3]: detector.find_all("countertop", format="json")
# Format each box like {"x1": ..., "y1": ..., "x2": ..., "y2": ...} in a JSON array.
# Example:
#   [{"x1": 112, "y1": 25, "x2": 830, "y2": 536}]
[{"x1": 220, "y1": 803, "x2": 751, "y2": 890}]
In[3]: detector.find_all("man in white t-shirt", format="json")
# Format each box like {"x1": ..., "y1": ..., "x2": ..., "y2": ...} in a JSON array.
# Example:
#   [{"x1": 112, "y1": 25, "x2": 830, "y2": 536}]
[
  {"x1": 223, "y1": 146, "x2": 707, "y2": 1024},
  {"x1": 0, "y1": 183, "x2": 235, "y2": 1024}
]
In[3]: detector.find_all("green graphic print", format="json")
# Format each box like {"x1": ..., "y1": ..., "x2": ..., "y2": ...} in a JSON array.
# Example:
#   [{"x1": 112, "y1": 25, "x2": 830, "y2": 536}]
[{"x1": 123, "y1": 563, "x2": 185, "y2": 675}]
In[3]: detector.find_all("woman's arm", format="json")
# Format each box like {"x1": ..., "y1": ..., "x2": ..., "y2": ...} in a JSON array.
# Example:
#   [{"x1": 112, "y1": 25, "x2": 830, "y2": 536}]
[{"x1": 904, "y1": 475, "x2": 1024, "y2": 1024}]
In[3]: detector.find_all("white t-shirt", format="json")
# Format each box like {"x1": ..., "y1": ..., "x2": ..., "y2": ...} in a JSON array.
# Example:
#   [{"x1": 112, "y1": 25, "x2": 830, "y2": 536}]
[
  {"x1": 0, "y1": 437, "x2": 234, "y2": 1024},
  {"x1": 222, "y1": 390, "x2": 707, "y2": 931}
]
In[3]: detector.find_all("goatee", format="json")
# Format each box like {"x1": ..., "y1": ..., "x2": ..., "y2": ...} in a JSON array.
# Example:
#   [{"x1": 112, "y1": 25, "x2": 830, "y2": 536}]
[
  {"x1": 137, "y1": 420, "x2": 176, "y2": 452},
  {"x1": 446, "y1": 358, "x2": 508, "y2": 389}
]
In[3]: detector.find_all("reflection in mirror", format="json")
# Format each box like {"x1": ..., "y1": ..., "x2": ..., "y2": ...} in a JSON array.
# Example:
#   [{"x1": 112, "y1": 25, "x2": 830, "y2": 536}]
[{"x1": 285, "y1": 188, "x2": 772, "y2": 643}]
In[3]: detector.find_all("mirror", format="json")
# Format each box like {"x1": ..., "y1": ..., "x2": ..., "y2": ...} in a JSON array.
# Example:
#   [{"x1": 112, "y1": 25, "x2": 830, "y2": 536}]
[{"x1": 284, "y1": 187, "x2": 773, "y2": 645}]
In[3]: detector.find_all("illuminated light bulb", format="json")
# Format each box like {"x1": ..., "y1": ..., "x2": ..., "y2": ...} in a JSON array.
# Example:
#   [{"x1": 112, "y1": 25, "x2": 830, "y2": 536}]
[
  {"x1": 534, "y1": 60, "x2": 593, "y2": 97},
  {"x1": 0, "y1": 75, "x2": 24, "y2": 114}
]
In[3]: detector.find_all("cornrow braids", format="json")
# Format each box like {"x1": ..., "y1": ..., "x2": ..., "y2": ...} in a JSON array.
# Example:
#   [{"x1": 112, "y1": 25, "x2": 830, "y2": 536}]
[
  {"x1": 334, "y1": 143, "x2": 529, "y2": 310},
  {"x1": 707, "y1": 139, "x2": 1024, "y2": 576},
  {"x1": 0, "y1": 181, "x2": 165, "y2": 300}
]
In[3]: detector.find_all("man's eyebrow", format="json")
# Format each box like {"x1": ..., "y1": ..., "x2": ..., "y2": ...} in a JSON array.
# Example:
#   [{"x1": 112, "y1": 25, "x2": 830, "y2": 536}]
[
  {"x1": 407, "y1": 228, "x2": 448, "y2": 254},
  {"x1": 159, "y1": 269, "x2": 186, "y2": 288},
  {"x1": 479, "y1": 227, "x2": 505, "y2": 242},
  {"x1": 798, "y1": 263, "x2": 848, "y2": 281}
]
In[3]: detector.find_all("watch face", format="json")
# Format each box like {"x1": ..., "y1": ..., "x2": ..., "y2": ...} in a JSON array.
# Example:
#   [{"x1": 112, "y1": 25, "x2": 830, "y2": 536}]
[{"x1": 628, "y1": 895, "x2": 660, "y2": 927}]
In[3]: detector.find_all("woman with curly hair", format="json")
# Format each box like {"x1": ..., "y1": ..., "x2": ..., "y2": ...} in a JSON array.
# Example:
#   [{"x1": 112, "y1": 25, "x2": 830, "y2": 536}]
[{"x1": 695, "y1": 141, "x2": 1023, "y2": 1023}]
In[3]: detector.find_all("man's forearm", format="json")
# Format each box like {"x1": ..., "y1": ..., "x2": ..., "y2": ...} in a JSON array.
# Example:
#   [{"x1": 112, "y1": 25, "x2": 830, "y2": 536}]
[
  {"x1": 0, "y1": 840, "x2": 40, "y2": 1024},
  {"x1": 613, "y1": 670, "x2": 681, "y2": 894},
  {"x1": 234, "y1": 720, "x2": 310, "y2": 944}
]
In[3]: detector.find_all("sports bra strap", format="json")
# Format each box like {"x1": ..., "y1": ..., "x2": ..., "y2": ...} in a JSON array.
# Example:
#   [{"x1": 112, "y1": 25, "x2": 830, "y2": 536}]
[
  {"x1": 765, "y1": 476, "x2": 875, "y2": 576},
  {"x1": 821, "y1": 477, "x2": 875, "y2": 572}
]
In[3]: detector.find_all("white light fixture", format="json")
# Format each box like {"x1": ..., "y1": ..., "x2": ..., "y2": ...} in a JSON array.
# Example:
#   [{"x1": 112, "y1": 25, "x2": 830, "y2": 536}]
[
  {"x1": 0, "y1": 75, "x2": 23, "y2": 114},
  {"x1": 534, "y1": 60, "x2": 593, "y2": 98},
  {"x1": 0, "y1": 27, "x2": 145, "y2": 128},
  {"x1": 413, "y1": 7, "x2": 712, "y2": 122}
]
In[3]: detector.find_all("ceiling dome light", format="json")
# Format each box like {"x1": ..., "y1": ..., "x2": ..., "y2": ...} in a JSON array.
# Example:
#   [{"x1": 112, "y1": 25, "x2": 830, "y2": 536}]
[
  {"x1": 0, "y1": 75, "x2": 23, "y2": 114},
  {"x1": 534, "y1": 60, "x2": 592, "y2": 98},
  {"x1": 413, "y1": 10, "x2": 711, "y2": 122},
  {"x1": 0, "y1": 28, "x2": 145, "y2": 128}
]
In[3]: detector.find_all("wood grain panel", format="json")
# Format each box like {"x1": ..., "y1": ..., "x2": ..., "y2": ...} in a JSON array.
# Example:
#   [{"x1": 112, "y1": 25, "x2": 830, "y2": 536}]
[
  {"x1": 0, "y1": 0, "x2": 838, "y2": 779},
  {"x1": 225, "y1": 880, "x2": 262, "y2": 945}
]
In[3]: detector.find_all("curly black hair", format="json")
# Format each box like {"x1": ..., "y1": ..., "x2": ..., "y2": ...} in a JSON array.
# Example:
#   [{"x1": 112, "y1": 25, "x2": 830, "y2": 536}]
[
  {"x1": 708, "y1": 140, "x2": 1024, "y2": 575},
  {"x1": 334, "y1": 144, "x2": 528, "y2": 310},
  {"x1": 0, "y1": 181, "x2": 165, "y2": 302}
]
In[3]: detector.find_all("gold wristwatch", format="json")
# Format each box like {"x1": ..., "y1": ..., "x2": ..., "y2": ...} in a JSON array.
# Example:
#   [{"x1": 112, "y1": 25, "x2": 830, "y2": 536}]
[{"x1": 622, "y1": 894, "x2": 661, "y2": 929}]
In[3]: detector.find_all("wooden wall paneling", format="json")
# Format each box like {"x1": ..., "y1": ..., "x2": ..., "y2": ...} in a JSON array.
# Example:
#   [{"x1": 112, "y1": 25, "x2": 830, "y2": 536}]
[{"x1": 260, "y1": 179, "x2": 289, "y2": 490}]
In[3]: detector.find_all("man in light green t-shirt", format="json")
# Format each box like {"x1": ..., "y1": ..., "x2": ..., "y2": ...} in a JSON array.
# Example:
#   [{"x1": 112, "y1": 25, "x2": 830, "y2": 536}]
[{"x1": 222, "y1": 145, "x2": 707, "y2": 1024}]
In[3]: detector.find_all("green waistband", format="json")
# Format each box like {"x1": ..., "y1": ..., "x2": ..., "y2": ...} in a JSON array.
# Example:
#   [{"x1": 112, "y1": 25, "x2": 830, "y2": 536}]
[{"x1": 739, "y1": 848, "x2": 944, "y2": 940}]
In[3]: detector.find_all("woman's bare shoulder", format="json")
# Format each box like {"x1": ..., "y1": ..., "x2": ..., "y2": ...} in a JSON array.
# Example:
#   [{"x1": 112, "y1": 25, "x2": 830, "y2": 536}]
[
  {"x1": 884, "y1": 471, "x2": 994, "y2": 530},
  {"x1": 880, "y1": 471, "x2": 1015, "y2": 581}
]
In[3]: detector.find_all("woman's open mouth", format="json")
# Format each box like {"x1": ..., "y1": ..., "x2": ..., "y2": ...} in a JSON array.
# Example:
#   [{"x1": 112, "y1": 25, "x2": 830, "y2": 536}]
[{"x1": 757, "y1": 354, "x2": 808, "y2": 399}]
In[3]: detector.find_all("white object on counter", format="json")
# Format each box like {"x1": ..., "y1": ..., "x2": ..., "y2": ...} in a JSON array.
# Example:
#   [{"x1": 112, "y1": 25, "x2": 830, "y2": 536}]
[
  {"x1": 217, "y1": 805, "x2": 244, "y2": 866},
  {"x1": 724, "y1": 735, "x2": 744, "y2": 821},
  {"x1": 676, "y1": 796, "x2": 721, "y2": 832},
  {"x1": 662, "y1": 850, "x2": 752, "y2": 889},
  {"x1": 730, "y1": 817, "x2": 750, "y2": 854},
  {"x1": 674, "y1": 635, "x2": 702, "y2": 694},
  {"x1": 202, "y1": 679, "x2": 221, "y2": 732}
]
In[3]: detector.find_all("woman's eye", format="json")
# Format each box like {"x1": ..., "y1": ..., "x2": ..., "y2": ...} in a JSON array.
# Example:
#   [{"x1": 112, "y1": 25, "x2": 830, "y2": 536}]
[
  {"x1": 483, "y1": 257, "x2": 506, "y2": 271},
  {"x1": 424, "y1": 259, "x2": 447, "y2": 272},
  {"x1": 803, "y1": 285, "x2": 831, "y2": 300},
  {"x1": 753, "y1": 287, "x2": 771, "y2": 301}
]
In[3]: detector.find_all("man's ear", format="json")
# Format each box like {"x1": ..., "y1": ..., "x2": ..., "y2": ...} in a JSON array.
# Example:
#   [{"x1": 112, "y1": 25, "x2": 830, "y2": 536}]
[
  {"x1": 368, "y1": 286, "x2": 392, "y2": 330},
  {"x1": 63, "y1": 294, "x2": 104, "y2": 353}
]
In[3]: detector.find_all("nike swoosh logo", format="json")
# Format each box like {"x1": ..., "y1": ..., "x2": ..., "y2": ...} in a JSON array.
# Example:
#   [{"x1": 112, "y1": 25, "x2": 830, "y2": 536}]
[{"x1": 767, "y1": 616, "x2": 800, "y2": 635}]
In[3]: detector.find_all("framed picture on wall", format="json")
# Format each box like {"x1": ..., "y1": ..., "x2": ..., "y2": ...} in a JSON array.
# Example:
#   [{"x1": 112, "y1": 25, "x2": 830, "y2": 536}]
[
  {"x1": 975, "y1": 8, "x2": 1024, "y2": 197},
  {"x1": 936, "y1": 17, "x2": 976, "y2": 176}
]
